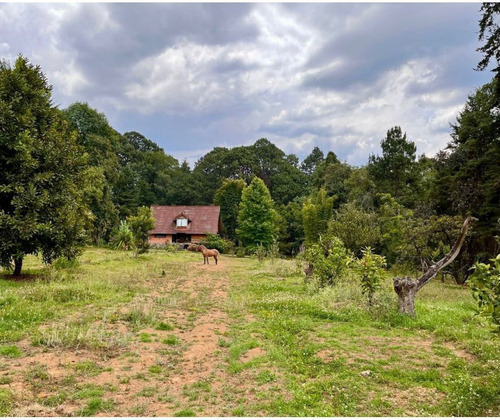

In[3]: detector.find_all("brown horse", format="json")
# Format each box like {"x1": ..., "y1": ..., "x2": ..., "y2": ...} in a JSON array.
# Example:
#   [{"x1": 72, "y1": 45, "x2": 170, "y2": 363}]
[{"x1": 196, "y1": 245, "x2": 219, "y2": 265}]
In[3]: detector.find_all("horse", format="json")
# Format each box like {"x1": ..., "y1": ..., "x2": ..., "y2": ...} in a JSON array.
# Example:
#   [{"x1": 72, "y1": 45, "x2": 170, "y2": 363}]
[{"x1": 196, "y1": 244, "x2": 219, "y2": 265}]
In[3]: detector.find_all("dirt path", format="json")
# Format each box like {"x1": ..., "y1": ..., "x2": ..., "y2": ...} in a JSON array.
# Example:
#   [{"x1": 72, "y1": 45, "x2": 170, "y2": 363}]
[{"x1": 3, "y1": 257, "x2": 253, "y2": 417}]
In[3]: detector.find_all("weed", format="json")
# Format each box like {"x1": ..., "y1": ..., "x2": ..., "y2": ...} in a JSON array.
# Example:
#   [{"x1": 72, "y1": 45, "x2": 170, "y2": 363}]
[
  {"x1": 136, "y1": 386, "x2": 157, "y2": 397},
  {"x1": 156, "y1": 321, "x2": 174, "y2": 331},
  {"x1": 76, "y1": 397, "x2": 114, "y2": 416},
  {"x1": 162, "y1": 334, "x2": 179, "y2": 345},
  {"x1": 174, "y1": 408, "x2": 197, "y2": 416},
  {"x1": 0, "y1": 389, "x2": 14, "y2": 416},
  {"x1": 0, "y1": 345, "x2": 23, "y2": 358}
]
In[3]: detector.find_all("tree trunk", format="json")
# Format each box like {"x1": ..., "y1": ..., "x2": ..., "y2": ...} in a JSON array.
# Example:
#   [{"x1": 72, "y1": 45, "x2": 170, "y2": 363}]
[
  {"x1": 13, "y1": 257, "x2": 23, "y2": 277},
  {"x1": 393, "y1": 277, "x2": 418, "y2": 316},
  {"x1": 393, "y1": 216, "x2": 476, "y2": 315}
]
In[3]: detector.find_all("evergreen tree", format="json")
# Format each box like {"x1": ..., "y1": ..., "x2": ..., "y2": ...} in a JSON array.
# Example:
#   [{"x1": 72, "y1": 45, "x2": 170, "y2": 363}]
[
  {"x1": 236, "y1": 177, "x2": 277, "y2": 252},
  {"x1": 214, "y1": 178, "x2": 245, "y2": 242}
]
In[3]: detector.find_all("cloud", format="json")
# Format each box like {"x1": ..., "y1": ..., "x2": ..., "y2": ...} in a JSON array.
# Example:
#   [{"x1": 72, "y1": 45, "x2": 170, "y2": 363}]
[{"x1": 0, "y1": 3, "x2": 492, "y2": 168}]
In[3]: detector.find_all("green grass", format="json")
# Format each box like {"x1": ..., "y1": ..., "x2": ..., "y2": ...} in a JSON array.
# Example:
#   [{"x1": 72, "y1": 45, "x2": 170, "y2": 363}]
[{"x1": 0, "y1": 248, "x2": 498, "y2": 416}]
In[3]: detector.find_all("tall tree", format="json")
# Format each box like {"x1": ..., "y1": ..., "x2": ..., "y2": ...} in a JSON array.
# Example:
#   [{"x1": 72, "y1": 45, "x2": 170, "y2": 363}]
[
  {"x1": 477, "y1": 2, "x2": 500, "y2": 75},
  {"x1": 368, "y1": 126, "x2": 418, "y2": 207},
  {"x1": 0, "y1": 56, "x2": 89, "y2": 275},
  {"x1": 300, "y1": 146, "x2": 325, "y2": 176},
  {"x1": 302, "y1": 188, "x2": 335, "y2": 245},
  {"x1": 236, "y1": 177, "x2": 278, "y2": 252},
  {"x1": 214, "y1": 178, "x2": 245, "y2": 242},
  {"x1": 63, "y1": 102, "x2": 120, "y2": 243}
]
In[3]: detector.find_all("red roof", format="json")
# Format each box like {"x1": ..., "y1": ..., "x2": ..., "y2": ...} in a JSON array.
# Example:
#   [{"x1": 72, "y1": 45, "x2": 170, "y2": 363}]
[{"x1": 150, "y1": 205, "x2": 221, "y2": 235}]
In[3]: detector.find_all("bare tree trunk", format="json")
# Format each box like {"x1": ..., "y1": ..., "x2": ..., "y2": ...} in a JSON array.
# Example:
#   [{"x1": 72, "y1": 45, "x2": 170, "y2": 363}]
[
  {"x1": 13, "y1": 257, "x2": 23, "y2": 277},
  {"x1": 393, "y1": 216, "x2": 476, "y2": 316}
]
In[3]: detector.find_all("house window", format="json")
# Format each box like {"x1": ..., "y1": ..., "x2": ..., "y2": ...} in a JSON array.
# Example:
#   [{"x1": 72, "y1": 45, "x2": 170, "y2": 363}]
[
  {"x1": 176, "y1": 218, "x2": 188, "y2": 227},
  {"x1": 154, "y1": 234, "x2": 167, "y2": 238}
]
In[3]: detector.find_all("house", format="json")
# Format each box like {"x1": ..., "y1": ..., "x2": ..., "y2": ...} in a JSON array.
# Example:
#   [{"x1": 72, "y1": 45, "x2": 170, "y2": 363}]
[{"x1": 149, "y1": 205, "x2": 221, "y2": 245}]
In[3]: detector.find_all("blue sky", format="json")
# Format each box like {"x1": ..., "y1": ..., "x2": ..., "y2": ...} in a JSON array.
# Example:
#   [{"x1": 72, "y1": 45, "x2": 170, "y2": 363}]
[{"x1": 0, "y1": 3, "x2": 492, "y2": 166}]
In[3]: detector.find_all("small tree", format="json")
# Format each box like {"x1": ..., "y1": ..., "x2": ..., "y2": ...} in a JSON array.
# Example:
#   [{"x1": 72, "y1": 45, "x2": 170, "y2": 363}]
[
  {"x1": 214, "y1": 178, "x2": 245, "y2": 242},
  {"x1": 469, "y1": 254, "x2": 500, "y2": 333},
  {"x1": 302, "y1": 234, "x2": 352, "y2": 288},
  {"x1": 357, "y1": 247, "x2": 387, "y2": 306},
  {"x1": 236, "y1": 177, "x2": 278, "y2": 252},
  {"x1": 128, "y1": 206, "x2": 155, "y2": 255},
  {"x1": 111, "y1": 221, "x2": 134, "y2": 251}
]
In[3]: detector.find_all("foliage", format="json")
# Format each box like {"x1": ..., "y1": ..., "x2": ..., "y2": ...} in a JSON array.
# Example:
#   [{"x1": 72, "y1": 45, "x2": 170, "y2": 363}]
[
  {"x1": 111, "y1": 221, "x2": 134, "y2": 251},
  {"x1": 302, "y1": 189, "x2": 335, "y2": 246},
  {"x1": 312, "y1": 153, "x2": 353, "y2": 204},
  {"x1": 477, "y1": 3, "x2": 500, "y2": 74},
  {"x1": 276, "y1": 199, "x2": 304, "y2": 256},
  {"x1": 127, "y1": 206, "x2": 155, "y2": 255},
  {"x1": 0, "y1": 56, "x2": 89, "y2": 275},
  {"x1": 328, "y1": 202, "x2": 380, "y2": 256},
  {"x1": 469, "y1": 254, "x2": 500, "y2": 333},
  {"x1": 199, "y1": 233, "x2": 233, "y2": 254},
  {"x1": 214, "y1": 178, "x2": 245, "y2": 241},
  {"x1": 368, "y1": 126, "x2": 419, "y2": 207},
  {"x1": 356, "y1": 247, "x2": 386, "y2": 306},
  {"x1": 302, "y1": 234, "x2": 352, "y2": 288},
  {"x1": 300, "y1": 146, "x2": 324, "y2": 177},
  {"x1": 237, "y1": 177, "x2": 278, "y2": 252}
]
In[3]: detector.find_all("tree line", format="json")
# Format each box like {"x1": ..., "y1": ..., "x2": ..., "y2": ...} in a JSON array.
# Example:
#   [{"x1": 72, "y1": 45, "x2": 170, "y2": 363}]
[{"x1": 1, "y1": 53, "x2": 499, "y2": 281}]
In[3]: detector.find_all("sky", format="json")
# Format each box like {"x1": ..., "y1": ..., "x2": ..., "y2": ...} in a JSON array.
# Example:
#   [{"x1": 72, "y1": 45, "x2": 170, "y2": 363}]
[{"x1": 0, "y1": 2, "x2": 493, "y2": 167}]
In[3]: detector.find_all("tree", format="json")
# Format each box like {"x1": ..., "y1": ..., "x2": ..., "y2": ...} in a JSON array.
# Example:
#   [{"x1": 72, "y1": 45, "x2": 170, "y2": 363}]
[
  {"x1": 477, "y1": 3, "x2": 500, "y2": 74},
  {"x1": 300, "y1": 146, "x2": 324, "y2": 176},
  {"x1": 368, "y1": 127, "x2": 419, "y2": 207},
  {"x1": 302, "y1": 189, "x2": 335, "y2": 245},
  {"x1": 236, "y1": 177, "x2": 278, "y2": 252},
  {"x1": 357, "y1": 247, "x2": 387, "y2": 307},
  {"x1": 0, "y1": 56, "x2": 89, "y2": 275},
  {"x1": 277, "y1": 199, "x2": 305, "y2": 256},
  {"x1": 301, "y1": 234, "x2": 351, "y2": 287},
  {"x1": 213, "y1": 178, "x2": 245, "y2": 242},
  {"x1": 328, "y1": 202, "x2": 380, "y2": 257},
  {"x1": 393, "y1": 216, "x2": 476, "y2": 316},
  {"x1": 63, "y1": 102, "x2": 120, "y2": 242},
  {"x1": 128, "y1": 206, "x2": 155, "y2": 255}
]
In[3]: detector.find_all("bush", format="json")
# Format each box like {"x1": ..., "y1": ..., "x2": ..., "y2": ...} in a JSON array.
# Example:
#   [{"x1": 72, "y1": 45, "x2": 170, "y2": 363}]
[
  {"x1": 469, "y1": 254, "x2": 500, "y2": 333},
  {"x1": 356, "y1": 247, "x2": 387, "y2": 306},
  {"x1": 199, "y1": 234, "x2": 233, "y2": 254},
  {"x1": 301, "y1": 234, "x2": 353, "y2": 288}
]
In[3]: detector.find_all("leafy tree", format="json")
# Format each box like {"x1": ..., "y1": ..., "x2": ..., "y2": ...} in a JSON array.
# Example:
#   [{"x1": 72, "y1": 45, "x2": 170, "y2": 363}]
[
  {"x1": 312, "y1": 153, "x2": 353, "y2": 205},
  {"x1": 328, "y1": 202, "x2": 380, "y2": 257},
  {"x1": 213, "y1": 178, "x2": 245, "y2": 241},
  {"x1": 277, "y1": 199, "x2": 305, "y2": 256},
  {"x1": 302, "y1": 189, "x2": 334, "y2": 245},
  {"x1": 357, "y1": 247, "x2": 387, "y2": 306},
  {"x1": 345, "y1": 167, "x2": 377, "y2": 211},
  {"x1": 368, "y1": 126, "x2": 419, "y2": 207},
  {"x1": 236, "y1": 177, "x2": 278, "y2": 252},
  {"x1": 128, "y1": 206, "x2": 155, "y2": 255},
  {"x1": 0, "y1": 56, "x2": 89, "y2": 275},
  {"x1": 63, "y1": 102, "x2": 120, "y2": 242},
  {"x1": 469, "y1": 254, "x2": 500, "y2": 333}
]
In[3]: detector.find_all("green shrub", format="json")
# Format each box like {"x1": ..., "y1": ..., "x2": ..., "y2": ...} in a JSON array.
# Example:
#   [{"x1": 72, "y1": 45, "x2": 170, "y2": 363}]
[
  {"x1": 469, "y1": 254, "x2": 500, "y2": 333},
  {"x1": 356, "y1": 247, "x2": 387, "y2": 306},
  {"x1": 301, "y1": 234, "x2": 352, "y2": 287},
  {"x1": 199, "y1": 234, "x2": 232, "y2": 254}
]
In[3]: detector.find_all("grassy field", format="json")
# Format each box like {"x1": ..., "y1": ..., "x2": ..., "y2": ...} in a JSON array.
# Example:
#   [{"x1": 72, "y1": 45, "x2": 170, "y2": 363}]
[{"x1": 0, "y1": 247, "x2": 499, "y2": 416}]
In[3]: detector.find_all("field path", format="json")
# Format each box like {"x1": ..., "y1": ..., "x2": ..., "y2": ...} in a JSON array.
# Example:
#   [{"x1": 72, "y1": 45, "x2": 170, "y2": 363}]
[{"x1": 4, "y1": 254, "x2": 257, "y2": 417}]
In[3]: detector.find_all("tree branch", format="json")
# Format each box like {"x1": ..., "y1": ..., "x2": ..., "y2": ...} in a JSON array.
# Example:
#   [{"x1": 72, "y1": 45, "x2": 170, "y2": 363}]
[{"x1": 416, "y1": 216, "x2": 477, "y2": 291}]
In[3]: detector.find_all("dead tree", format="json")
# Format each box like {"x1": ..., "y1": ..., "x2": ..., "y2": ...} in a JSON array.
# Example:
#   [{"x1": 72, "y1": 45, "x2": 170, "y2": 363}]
[{"x1": 393, "y1": 216, "x2": 477, "y2": 316}]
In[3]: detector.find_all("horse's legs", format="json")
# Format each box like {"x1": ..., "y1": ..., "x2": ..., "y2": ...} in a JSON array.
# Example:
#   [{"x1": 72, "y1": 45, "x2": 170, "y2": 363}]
[{"x1": 214, "y1": 255, "x2": 218, "y2": 265}]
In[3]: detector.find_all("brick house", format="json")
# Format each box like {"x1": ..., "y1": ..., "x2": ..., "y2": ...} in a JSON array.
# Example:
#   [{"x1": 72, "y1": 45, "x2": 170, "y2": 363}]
[{"x1": 149, "y1": 205, "x2": 221, "y2": 245}]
